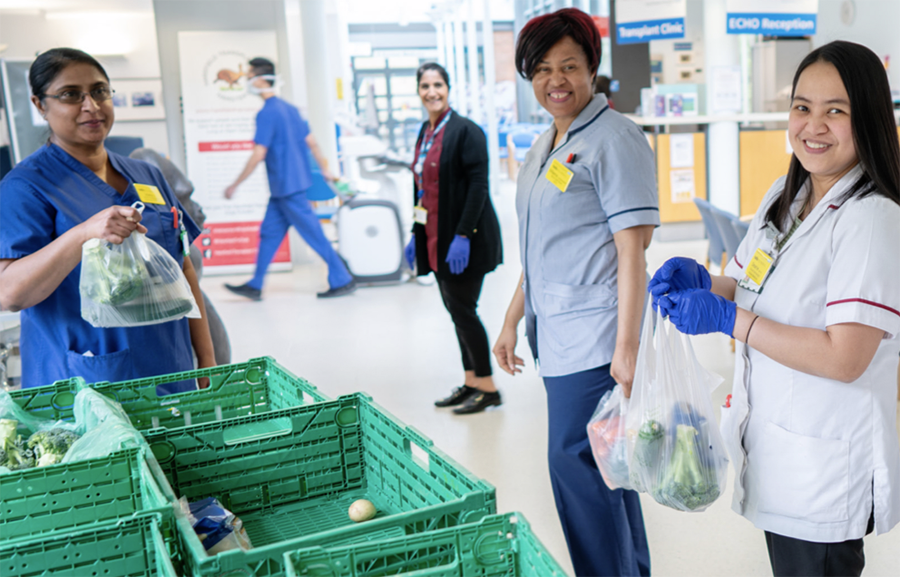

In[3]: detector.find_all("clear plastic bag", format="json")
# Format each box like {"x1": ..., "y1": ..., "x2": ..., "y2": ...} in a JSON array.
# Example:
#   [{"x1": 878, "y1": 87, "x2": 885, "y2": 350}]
[
  {"x1": 80, "y1": 202, "x2": 200, "y2": 328},
  {"x1": 0, "y1": 391, "x2": 81, "y2": 472},
  {"x1": 625, "y1": 303, "x2": 729, "y2": 512},
  {"x1": 61, "y1": 388, "x2": 146, "y2": 463},
  {"x1": 587, "y1": 384, "x2": 632, "y2": 491},
  {"x1": 1, "y1": 388, "x2": 144, "y2": 473}
]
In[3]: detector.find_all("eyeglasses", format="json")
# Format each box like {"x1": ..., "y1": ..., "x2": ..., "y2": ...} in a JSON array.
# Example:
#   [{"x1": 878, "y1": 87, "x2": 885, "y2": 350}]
[{"x1": 43, "y1": 86, "x2": 114, "y2": 105}]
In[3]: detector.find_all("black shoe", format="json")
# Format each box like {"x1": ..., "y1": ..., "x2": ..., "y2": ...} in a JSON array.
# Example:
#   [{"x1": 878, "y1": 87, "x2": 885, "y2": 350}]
[
  {"x1": 224, "y1": 283, "x2": 261, "y2": 301},
  {"x1": 317, "y1": 281, "x2": 357, "y2": 299},
  {"x1": 453, "y1": 391, "x2": 502, "y2": 415},
  {"x1": 434, "y1": 385, "x2": 478, "y2": 407}
]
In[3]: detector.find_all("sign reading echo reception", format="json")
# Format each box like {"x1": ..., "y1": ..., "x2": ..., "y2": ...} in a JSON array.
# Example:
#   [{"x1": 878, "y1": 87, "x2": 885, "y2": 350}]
[
  {"x1": 726, "y1": 0, "x2": 818, "y2": 36},
  {"x1": 615, "y1": 0, "x2": 686, "y2": 45}
]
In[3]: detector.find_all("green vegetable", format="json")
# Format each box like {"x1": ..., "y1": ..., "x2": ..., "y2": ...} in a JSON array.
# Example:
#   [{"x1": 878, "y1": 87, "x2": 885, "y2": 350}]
[
  {"x1": 81, "y1": 239, "x2": 145, "y2": 305},
  {"x1": 630, "y1": 419, "x2": 665, "y2": 492},
  {"x1": 0, "y1": 419, "x2": 35, "y2": 471},
  {"x1": 26, "y1": 428, "x2": 82, "y2": 468},
  {"x1": 653, "y1": 424, "x2": 720, "y2": 511}
]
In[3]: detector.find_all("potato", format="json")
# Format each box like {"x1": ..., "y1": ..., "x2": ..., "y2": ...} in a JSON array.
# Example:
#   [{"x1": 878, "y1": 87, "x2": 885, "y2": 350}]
[{"x1": 348, "y1": 499, "x2": 376, "y2": 522}]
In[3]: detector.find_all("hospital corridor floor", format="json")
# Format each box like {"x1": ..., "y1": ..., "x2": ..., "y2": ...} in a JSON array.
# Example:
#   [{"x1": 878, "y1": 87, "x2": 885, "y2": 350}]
[{"x1": 204, "y1": 179, "x2": 900, "y2": 577}]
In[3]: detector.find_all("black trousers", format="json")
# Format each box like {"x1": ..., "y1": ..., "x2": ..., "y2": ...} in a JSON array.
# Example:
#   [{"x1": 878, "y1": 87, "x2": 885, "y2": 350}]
[
  {"x1": 436, "y1": 274, "x2": 492, "y2": 377},
  {"x1": 765, "y1": 513, "x2": 874, "y2": 577}
]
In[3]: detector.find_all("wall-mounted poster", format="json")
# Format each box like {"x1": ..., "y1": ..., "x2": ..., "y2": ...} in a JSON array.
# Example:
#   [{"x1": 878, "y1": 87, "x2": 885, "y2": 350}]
[
  {"x1": 109, "y1": 78, "x2": 165, "y2": 121},
  {"x1": 177, "y1": 30, "x2": 290, "y2": 274},
  {"x1": 615, "y1": 0, "x2": 686, "y2": 45}
]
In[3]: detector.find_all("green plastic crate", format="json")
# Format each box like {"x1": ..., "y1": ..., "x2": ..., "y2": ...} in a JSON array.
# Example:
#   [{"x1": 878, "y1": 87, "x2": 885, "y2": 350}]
[
  {"x1": 0, "y1": 512, "x2": 177, "y2": 577},
  {"x1": 283, "y1": 512, "x2": 567, "y2": 577},
  {"x1": 7, "y1": 356, "x2": 327, "y2": 431},
  {"x1": 144, "y1": 393, "x2": 496, "y2": 577},
  {"x1": 0, "y1": 447, "x2": 175, "y2": 544}
]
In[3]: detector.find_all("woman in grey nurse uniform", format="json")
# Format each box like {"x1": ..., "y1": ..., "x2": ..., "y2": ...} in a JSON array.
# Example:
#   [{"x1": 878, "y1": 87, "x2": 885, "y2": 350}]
[{"x1": 491, "y1": 8, "x2": 659, "y2": 577}]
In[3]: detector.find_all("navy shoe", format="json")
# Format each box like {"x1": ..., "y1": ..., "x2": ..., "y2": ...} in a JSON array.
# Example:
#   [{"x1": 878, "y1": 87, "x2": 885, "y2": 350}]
[
  {"x1": 224, "y1": 283, "x2": 261, "y2": 301},
  {"x1": 316, "y1": 280, "x2": 357, "y2": 299},
  {"x1": 453, "y1": 391, "x2": 502, "y2": 415}
]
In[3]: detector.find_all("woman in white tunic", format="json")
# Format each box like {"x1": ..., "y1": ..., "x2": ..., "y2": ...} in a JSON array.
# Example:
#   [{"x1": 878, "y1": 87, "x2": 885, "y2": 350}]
[{"x1": 651, "y1": 41, "x2": 900, "y2": 577}]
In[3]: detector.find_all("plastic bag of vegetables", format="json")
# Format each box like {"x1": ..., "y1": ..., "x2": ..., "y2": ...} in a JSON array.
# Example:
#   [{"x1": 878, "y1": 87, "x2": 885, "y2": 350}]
[
  {"x1": 80, "y1": 202, "x2": 200, "y2": 328},
  {"x1": 0, "y1": 388, "x2": 144, "y2": 474},
  {"x1": 587, "y1": 384, "x2": 632, "y2": 490},
  {"x1": 625, "y1": 302, "x2": 729, "y2": 512}
]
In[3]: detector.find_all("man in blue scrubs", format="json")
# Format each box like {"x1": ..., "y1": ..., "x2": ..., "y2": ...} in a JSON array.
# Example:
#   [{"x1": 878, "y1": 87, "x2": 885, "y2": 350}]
[{"x1": 223, "y1": 57, "x2": 355, "y2": 300}]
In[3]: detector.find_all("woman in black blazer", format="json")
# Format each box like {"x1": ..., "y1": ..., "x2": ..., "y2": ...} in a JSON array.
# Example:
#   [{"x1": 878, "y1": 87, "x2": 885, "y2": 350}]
[{"x1": 405, "y1": 62, "x2": 503, "y2": 414}]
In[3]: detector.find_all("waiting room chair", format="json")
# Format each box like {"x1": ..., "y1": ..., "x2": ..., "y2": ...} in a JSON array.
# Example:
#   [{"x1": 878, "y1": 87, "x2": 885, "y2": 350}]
[
  {"x1": 708, "y1": 205, "x2": 743, "y2": 266},
  {"x1": 692, "y1": 198, "x2": 727, "y2": 271},
  {"x1": 105, "y1": 136, "x2": 145, "y2": 157}
]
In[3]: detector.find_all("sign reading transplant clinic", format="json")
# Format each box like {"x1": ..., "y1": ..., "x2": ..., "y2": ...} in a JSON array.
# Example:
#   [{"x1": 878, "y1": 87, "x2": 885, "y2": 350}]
[
  {"x1": 615, "y1": 0, "x2": 686, "y2": 45},
  {"x1": 726, "y1": 0, "x2": 818, "y2": 36}
]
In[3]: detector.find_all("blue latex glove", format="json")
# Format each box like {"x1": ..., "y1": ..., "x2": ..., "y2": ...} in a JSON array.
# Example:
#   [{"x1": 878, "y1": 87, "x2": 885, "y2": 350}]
[
  {"x1": 648, "y1": 257, "x2": 712, "y2": 309},
  {"x1": 658, "y1": 289, "x2": 736, "y2": 337},
  {"x1": 404, "y1": 235, "x2": 416, "y2": 269},
  {"x1": 445, "y1": 235, "x2": 471, "y2": 275}
]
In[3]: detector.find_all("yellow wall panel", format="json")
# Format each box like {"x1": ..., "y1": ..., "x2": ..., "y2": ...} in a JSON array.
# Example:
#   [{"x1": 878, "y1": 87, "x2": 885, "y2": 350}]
[
  {"x1": 739, "y1": 130, "x2": 792, "y2": 217},
  {"x1": 655, "y1": 132, "x2": 707, "y2": 223}
]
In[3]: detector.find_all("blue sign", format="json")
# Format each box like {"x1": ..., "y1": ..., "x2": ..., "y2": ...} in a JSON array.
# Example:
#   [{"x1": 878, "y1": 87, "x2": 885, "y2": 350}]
[
  {"x1": 616, "y1": 17, "x2": 685, "y2": 44},
  {"x1": 727, "y1": 13, "x2": 816, "y2": 36}
]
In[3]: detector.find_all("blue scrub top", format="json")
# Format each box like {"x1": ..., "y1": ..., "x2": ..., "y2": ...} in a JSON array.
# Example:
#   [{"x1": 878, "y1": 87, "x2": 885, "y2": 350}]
[
  {"x1": 516, "y1": 94, "x2": 660, "y2": 377},
  {"x1": 254, "y1": 96, "x2": 312, "y2": 197},
  {"x1": 0, "y1": 143, "x2": 201, "y2": 391}
]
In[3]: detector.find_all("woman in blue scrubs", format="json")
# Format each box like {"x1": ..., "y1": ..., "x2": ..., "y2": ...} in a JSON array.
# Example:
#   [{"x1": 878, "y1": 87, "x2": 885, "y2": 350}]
[
  {"x1": 492, "y1": 8, "x2": 658, "y2": 577},
  {"x1": 0, "y1": 48, "x2": 215, "y2": 392}
]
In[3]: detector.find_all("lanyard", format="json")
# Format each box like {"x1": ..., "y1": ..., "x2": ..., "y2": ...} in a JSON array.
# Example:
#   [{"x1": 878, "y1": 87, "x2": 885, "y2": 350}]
[
  {"x1": 414, "y1": 110, "x2": 452, "y2": 196},
  {"x1": 773, "y1": 217, "x2": 802, "y2": 253}
]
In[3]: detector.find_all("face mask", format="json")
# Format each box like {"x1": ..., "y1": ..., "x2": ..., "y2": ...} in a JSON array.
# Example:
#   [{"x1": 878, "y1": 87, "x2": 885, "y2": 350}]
[{"x1": 247, "y1": 74, "x2": 279, "y2": 95}]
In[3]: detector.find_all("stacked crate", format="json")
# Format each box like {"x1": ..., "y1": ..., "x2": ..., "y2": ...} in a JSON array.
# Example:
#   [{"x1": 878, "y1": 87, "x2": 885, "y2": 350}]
[{"x1": 1, "y1": 357, "x2": 565, "y2": 577}]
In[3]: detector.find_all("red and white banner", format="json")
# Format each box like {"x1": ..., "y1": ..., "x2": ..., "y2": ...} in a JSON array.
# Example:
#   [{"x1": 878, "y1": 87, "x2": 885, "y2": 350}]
[{"x1": 177, "y1": 30, "x2": 290, "y2": 274}]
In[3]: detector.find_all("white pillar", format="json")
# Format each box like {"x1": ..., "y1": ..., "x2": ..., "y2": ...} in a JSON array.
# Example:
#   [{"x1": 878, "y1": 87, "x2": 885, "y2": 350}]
[
  {"x1": 299, "y1": 0, "x2": 337, "y2": 171},
  {"x1": 482, "y1": 0, "x2": 500, "y2": 191},
  {"x1": 453, "y1": 14, "x2": 468, "y2": 116},
  {"x1": 466, "y1": 0, "x2": 481, "y2": 124},
  {"x1": 436, "y1": 19, "x2": 446, "y2": 69},
  {"x1": 703, "y1": 0, "x2": 740, "y2": 215},
  {"x1": 445, "y1": 20, "x2": 457, "y2": 107}
]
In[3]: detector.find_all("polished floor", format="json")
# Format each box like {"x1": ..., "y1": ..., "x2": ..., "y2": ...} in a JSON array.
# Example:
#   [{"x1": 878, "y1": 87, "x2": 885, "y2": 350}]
[{"x1": 202, "y1": 179, "x2": 900, "y2": 577}]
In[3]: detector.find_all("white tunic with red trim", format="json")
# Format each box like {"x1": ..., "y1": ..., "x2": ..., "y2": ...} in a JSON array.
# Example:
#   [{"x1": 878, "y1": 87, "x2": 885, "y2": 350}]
[{"x1": 720, "y1": 165, "x2": 900, "y2": 543}]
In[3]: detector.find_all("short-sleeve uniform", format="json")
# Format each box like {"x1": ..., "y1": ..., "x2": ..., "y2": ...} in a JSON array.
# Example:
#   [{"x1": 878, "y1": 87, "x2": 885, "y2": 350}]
[
  {"x1": 254, "y1": 96, "x2": 312, "y2": 197},
  {"x1": 0, "y1": 143, "x2": 200, "y2": 391},
  {"x1": 516, "y1": 94, "x2": 660, "y2": 376},
  {"x1": 720, "y1": 165, "x2": 900, "y2": 542}
]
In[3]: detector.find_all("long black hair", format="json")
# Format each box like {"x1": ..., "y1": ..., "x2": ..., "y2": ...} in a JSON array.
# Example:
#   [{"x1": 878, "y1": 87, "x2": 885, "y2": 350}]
[
  {"x1": 29, "y1": 48, "x2": 109, "y2": 99},
  {"x1": 765, "y1": 41, "x2": 900, "y2": 231}
]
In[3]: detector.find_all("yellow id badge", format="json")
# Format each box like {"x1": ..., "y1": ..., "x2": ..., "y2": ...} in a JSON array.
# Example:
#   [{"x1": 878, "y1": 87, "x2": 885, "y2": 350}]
[
  {"x1": 134, "y1": 184, "x2": 165, "y2": 205},
  {"x1": 738, "y1": 248, "x2": 774, "y2": 293},
  {"x1": 546, "y1": 158, "x2": 574, "y2": 193},
  {"x1": 413, "y1": 205, "x2": 428, "y2": 225}
]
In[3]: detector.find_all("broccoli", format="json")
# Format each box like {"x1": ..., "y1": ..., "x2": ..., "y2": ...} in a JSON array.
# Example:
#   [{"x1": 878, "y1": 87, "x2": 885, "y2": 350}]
[
  {"x1": 630, "y1": 419, "x2": 665, "y2": 492},
  {"x1": 81, "y1": 239, "x2": 145, "y2": 305},
  {"x1": 27, "y1": 429, "x2": 82, "y2": 468},
  {"x1": 653, "y1": 424, "x2": 720, "y2": 511}
]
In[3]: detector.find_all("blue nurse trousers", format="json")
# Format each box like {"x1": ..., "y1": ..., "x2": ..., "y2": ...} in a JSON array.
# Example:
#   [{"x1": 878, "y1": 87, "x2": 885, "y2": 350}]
[
  {"x1": 248, "y1": 191, "x2": 353, "y2": 291},
  {"x1": 543, "y1": 364, "x2": 651, "y2": 577}
]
